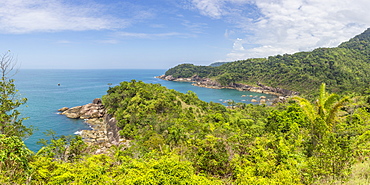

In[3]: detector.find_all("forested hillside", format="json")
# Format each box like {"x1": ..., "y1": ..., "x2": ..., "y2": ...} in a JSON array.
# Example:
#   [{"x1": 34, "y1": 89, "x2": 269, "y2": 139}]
[
  {"x1": 3, "y1": 80, "x2": 370, "y2": 184},
  {"x1": 165, "y1": 28, "x2": 370, "y2": 97}
]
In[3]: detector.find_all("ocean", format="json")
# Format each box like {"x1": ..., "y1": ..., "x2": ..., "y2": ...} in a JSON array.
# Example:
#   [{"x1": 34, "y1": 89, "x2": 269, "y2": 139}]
[{"x1": 14, "y1": 69, "x2": 276, "y2": 152}]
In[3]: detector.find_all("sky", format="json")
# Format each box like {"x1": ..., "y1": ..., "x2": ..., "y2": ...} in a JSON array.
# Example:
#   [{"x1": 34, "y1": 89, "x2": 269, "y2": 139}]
[{"x1": 0, "y1": 0, "x2": 369, "y2": 69}]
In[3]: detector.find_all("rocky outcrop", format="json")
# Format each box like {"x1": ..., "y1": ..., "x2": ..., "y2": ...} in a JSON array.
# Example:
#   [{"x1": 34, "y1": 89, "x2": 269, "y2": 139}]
[
  {"x1": 224, "y1": 83, "x2": 299, "y2": 97},
  {"x1": 79, "y1": 116, "x2": 129, "y2": 155},
  {"x1": 58, "y1": 98, "x2": 128, "y2": 153},
  {"x1": 104, "y1": 114, "x2": 120, "y2": 144},
  {"x1": 193, "y1": 78, "x2": 222, "y2": 89},
  {"x1": 257, "y1": 82, "x2": 299, "y2": 96},
  {"x1": 156, "y1": 74, "x2": 207, "y2": 83},
  {"x1": 60, "y1": 98, "x2": 104, "y2": 119}
]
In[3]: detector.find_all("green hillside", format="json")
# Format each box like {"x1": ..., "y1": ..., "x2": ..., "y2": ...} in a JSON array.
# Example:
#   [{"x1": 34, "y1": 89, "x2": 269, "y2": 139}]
[
  {"x1": 165, "y1": 28, "x2": 370, "y2": 97},
  {"x1": 3, "y1": 79, "x2": 370, "y2": 184},
  {"x1": 4, "y1": 29, "x2": 370, "y2": 184}
]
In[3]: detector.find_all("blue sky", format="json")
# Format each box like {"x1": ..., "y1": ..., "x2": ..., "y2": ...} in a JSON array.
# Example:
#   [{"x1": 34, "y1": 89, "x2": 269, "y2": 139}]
[{"x1": 0, "y1": 0, "x2": 369, "y2": 69}]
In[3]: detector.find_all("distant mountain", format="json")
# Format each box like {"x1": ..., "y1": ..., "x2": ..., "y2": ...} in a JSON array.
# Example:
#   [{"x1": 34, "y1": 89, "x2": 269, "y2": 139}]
[
  {"x1": 209, "y1": 62, "x2": 230, "y2": 67},
  {"x1": 164, "y1": 28, "x2": 370, "y2": 97}
]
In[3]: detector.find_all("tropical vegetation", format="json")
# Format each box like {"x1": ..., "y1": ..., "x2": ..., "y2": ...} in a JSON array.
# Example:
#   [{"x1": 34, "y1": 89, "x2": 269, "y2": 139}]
[
  {"x1": 2, "y1": 79, "x2": 370, "y2": 184},
  {"x1": 2, "y1": 28, "x2": 370, "y2": 184}
]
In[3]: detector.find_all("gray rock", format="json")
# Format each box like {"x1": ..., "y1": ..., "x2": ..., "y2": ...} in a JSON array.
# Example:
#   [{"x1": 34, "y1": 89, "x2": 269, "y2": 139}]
[
  {"x1": 93, "y1": 98, "x2": 102, "y2": 104},
  {"x1": 59, "y1": 98, "x2": 104, "y2": 119},
  {"x1": 58, "y1": 107, "x2": 69, "y2": 112},
  {"x1": 165, "y1": 75, "x2": 175, "y2": 81},
  {"x1": 62, "y1": 106, "x2": 82, "y2": 119}
]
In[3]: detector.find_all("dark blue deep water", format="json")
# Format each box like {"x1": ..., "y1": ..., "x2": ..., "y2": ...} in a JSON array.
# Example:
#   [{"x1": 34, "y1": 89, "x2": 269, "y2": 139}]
[{"x1": 14, "y1": 69, "x2": 276, "y2": 152}]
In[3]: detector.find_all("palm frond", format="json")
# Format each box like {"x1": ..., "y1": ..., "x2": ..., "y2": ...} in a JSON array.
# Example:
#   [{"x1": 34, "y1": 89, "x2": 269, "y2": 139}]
[
  {"x1": 323, "y1": 93, "x2": 340, "y2": 110},
  {"x1": 325, "y1": 96, "x2": 349, "y2": 129}
]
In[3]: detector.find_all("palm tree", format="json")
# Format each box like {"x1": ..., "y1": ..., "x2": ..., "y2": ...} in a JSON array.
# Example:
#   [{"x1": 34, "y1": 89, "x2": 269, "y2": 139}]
[
  {"x1": 293, "y1": 83, "x2": 351, "y2": 180},
  {"x1": 292, "y1": 83, "x2": 348, "y2": 133},
  {"x1": 292, "y1": 83, "x2": 349, "y2": 157}
]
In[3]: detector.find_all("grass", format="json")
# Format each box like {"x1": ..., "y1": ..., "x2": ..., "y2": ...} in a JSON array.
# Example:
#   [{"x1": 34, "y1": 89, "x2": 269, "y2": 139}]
[
  {"x1": 343, "y1": 160, "x2": 370, "y2": 185},
  {"x1": 317, "y1": 159, "x2": 370, "y2": 185}
]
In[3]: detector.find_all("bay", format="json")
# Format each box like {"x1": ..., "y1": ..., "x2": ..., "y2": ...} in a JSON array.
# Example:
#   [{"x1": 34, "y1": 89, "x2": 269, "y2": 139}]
[{"x1": 14, "y1": 69, "x2": 276, "y2": 152}]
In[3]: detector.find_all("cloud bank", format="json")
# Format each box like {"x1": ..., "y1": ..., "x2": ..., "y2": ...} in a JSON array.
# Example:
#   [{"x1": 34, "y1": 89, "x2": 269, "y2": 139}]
[
  {"x1": 189, "y1": 0, "x2": 370, "y2": 61},
  {"x1": 0, "y1": 0, "x2": 129, "y2": 33}
]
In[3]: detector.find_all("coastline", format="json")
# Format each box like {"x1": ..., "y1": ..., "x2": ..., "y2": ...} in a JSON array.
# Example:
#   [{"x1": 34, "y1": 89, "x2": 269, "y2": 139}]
[{"x1": 156, "y1": 75, "x2": 299, "y2": 97}]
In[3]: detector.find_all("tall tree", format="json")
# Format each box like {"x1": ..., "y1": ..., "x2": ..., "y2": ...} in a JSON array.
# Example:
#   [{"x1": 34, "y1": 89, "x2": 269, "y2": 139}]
[
  {"x1": 0, "y1": 51, "x2": 32, "y2": 138},
  {"x1": 293, "y1": 83, "x2": 348, "y2": 134},
  {"x1": 293, "y1": 83, "x2": 351, "y2": 181}
]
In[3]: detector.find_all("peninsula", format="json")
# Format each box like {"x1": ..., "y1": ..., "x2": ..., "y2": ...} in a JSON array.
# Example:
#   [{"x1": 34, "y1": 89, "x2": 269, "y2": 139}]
[{"x1": 159, "y1": 28, "x2": 370, "y2": 98}]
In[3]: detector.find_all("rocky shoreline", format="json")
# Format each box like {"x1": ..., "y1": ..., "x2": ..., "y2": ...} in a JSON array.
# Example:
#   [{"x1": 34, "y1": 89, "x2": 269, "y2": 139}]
[
  {"x1": 58, "y1": 98, "x2": 128, "y2": 154},
  {"x1": 156, "y1": 75, "x2": 299, "y2": 98}
]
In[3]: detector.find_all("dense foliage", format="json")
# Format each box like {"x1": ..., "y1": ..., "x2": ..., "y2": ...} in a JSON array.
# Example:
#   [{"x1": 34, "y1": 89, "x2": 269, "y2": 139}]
[
  {"x1": 99, "y1": 81, "x2": 370, "y2": 184},
  {"x1": 209, "y1": 62, "x2": 230, "y2": 67},
  {"x1": 165, "y1": 28, "x2": 370, "y2": 97},
  {"x1": 0, "y1": 51, "x2": 32, "y2": 138},
  {"x1": 1, "y1": 80, "x2": 370, "y2": 184},
  {"x1": 3, "y1": 28, "x2": 370, "y2": 184},
  {"x1": 165, "y1": 63, "x2": 215, "y2": 78}
]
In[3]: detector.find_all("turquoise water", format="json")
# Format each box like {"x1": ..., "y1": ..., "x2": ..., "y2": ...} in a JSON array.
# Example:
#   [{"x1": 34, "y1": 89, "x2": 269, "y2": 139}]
[{"x1": 14, "y1": 69, "x2": 276, "y2": 152}]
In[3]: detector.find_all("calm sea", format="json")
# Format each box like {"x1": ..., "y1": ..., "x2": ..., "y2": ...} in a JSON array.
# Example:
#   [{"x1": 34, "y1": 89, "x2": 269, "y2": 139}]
[{"x1": 14, "y1": 69, "x2": 276, "y2": 152}]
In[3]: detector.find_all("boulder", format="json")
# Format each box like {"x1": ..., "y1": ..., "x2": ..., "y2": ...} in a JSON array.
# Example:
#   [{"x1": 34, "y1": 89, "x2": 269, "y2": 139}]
[
  {"x1": 93, "y1": 98, "x2": 102, "y2": 104},
  {"x1": 58, "y1": 107, "x2": 69, "y2": 112},
  {"x1": 251, "y1": 99, "x2": 258, "y2": 102},
  {"x1": 255, "y1": 89, "x2": 263, "y2": 93},
  {"x1": 155, "y1": 75, "x2": 166, "y2": 79},
  {"x1": 59, "y1": 98, "x2": 104, "y2": 119},
  {"x1": 165, "y1": 75, "x2": 175, "y2": 81},
  {"x1": 62, "y1": 106, "x2": 82, "y2": 119},
  {"x1": 260, "y1": 96, "x2": 266, "y2": 99},
  {"x1": 191, "y1": 75, "x2": 202, "y2": 81},
  {"x1": 79, "y1": 103, "x2": 103, "y2": 119}
]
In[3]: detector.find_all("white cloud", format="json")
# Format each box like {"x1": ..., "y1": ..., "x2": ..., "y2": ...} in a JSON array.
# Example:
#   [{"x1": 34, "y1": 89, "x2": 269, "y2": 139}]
[
  {"x1": 115, "y1": 32, "x2": 196, "y2": 39},
  {"x1": 0, "y1": 0, "x2": 131, "y2": 33},
  {"x1": 232, "y1": 38, "x2": 245, "y2": 51},
  {"x1": 190, "y1": 0, "x2": 370, "y2": 61},
  {"x1": 191, "y1": 0, "x2": 225, "y2": 19},
  {"x1": 189, "y1": 0, "x2": 252, "y2": 19}
]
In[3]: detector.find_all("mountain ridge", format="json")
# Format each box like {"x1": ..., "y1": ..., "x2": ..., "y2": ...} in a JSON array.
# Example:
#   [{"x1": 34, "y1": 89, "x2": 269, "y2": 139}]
[{"x1": 162, "y1": 28, "x2": 370, "y2": 97}]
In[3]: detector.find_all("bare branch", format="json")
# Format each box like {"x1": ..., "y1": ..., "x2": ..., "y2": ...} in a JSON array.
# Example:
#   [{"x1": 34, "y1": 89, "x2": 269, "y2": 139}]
[{"x1": 0, "y1": 50, "x2": 18, "y2": 79}]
